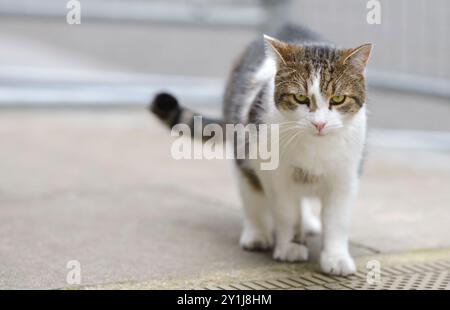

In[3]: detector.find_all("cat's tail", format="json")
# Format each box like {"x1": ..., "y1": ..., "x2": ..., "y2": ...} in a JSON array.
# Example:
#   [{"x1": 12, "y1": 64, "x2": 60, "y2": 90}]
[{"x1": 149, "y1": 92, "x2": 224, "y2": 141}]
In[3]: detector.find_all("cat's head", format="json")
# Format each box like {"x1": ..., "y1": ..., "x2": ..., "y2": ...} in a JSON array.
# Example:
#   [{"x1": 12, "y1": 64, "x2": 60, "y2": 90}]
[{"x1": 264, "y1": 35, "x2": 372, "y2": 136}]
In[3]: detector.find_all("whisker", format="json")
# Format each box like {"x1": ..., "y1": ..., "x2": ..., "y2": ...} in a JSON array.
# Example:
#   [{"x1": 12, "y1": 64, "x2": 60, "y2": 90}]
[
  {"x1": 279, "y1": 126, "x2": 300, "y2": 134},
  {"x1": 280, "y1": 129, "x2": 305, "y2": 159},
  {"x1": 277, "y1": 121, "x2": 300, "y2": 126},
  {"x1": 281, "y1": 134, "x2": 300, "y2": 159}
]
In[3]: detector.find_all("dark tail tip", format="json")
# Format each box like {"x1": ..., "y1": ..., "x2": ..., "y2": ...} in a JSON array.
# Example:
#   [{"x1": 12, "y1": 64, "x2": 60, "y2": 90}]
[{"x1": 150, "y1": 92, "x2": 180, "y2": 121}]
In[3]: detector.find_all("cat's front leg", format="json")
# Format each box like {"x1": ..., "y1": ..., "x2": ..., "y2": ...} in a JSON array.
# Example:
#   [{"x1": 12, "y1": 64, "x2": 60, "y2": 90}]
[
  {"x1": 319, "y1": 174, "x2": 357, "y2": 276},
  {"x1": 271, "y1": 191, "x2": 308, "y2": 262}
]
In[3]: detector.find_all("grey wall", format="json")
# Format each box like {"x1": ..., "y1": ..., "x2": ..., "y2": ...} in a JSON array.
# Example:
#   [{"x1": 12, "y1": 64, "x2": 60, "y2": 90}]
[
  {"x1": 292, "y1": 0, "x2": 450, "y2": 80},
  {"x1": 1, "y1": 0, "x2": 448, "y2": 80}
]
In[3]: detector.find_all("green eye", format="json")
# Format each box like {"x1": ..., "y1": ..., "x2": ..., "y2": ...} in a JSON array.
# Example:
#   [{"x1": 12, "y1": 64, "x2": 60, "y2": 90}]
[
  {"x1": 293, "y1": 94, "x2": 310, "y2": 104},
  {"x1": 330, "y1": 95, "x2": 346, "y2": 105}
]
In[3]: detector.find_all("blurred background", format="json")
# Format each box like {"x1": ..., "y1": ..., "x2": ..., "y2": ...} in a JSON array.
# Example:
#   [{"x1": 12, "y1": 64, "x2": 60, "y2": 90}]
[
  {"x1": 0, "y1": 0, "x2": 449, "y2": 289},
  {"x1": 0, "y1": 0, "x2": 449, "y2": 128}
]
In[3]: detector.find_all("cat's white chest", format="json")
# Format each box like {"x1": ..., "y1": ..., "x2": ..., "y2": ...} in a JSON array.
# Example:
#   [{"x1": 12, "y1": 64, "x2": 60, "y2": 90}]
[
  {"x1": 294, "y1": 136, "x2": 346, "y2": 173},
  {"x1": 284, "y1": 129, "x2": 365, "y2": 180}
]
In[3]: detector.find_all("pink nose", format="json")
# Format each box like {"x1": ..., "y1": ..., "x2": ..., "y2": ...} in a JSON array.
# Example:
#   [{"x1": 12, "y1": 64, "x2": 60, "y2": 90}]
[{"x1": 312, "y1": 121, "x2": 326, "y2": 132}]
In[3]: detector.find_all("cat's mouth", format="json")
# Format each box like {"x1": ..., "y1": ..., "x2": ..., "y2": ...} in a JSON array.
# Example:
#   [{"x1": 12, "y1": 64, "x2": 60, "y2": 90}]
[
  {"x1": 310, "y1": 125, "x2": 342, "y2": 137},
  {"x1": 310, "y1": 127, "x2": 327, "y2": 136}
]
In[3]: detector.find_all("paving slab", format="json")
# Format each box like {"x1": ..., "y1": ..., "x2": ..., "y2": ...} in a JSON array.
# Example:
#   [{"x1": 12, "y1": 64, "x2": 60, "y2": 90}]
[{"x1": 0, "y1": 108, "x2": 449, "y2": 289}]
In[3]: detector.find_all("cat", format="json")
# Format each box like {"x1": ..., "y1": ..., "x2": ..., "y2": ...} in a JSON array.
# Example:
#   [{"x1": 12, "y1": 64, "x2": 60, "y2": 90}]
[{"x1": 151, "y1": 24, "x2": 372, "y2": 276}]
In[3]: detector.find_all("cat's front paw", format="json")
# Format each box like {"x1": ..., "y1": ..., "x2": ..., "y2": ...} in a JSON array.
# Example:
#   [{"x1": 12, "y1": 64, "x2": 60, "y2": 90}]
[
  {"x1": 295, "y1": 215, "x2": 322, "y2": 244},
  {"x1": 273, "y1": 242, "x2": 308, "y2": 262},
  {"x1": 320, "y1": 252, "x2": 356, "y2": 276},
  {"x1": 240, "y1": 227, "x2": 273, "y2": 251}
]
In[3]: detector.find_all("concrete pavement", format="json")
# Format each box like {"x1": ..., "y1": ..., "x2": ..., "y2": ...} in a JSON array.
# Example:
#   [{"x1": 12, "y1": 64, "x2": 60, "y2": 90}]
[{"x1": 0, "y1": 107, "x2": 449, "y2": 289}]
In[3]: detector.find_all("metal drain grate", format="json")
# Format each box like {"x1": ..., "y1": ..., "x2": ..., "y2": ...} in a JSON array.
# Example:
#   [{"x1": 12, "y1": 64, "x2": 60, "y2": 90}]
[{"x1": 195, "y1": 260, "x2": 450, "y2": 290}]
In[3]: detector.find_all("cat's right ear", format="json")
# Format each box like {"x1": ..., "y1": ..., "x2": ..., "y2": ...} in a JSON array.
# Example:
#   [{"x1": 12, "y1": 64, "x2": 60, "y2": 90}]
[
  {"x1": 263, "y1": 35, "x2": 289, "y2": 66},
  {"x1": 342, "y1": 43, "x2": 373, "y2": 71}
]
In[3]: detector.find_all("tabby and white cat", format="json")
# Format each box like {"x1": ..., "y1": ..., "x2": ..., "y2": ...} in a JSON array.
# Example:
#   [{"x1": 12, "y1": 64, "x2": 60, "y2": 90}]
[{"x1": 151, "y1": 25, "x2": 372, "y2": 275}]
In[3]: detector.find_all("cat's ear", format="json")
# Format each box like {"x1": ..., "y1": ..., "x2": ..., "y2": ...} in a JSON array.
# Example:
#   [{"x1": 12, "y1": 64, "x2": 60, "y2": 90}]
[
  {"x1": 263, "y1": 34, "x2": 289, "y2": 66},
  {"x1": 342, "y1": 43, "x2": 373, "y2": 70}
]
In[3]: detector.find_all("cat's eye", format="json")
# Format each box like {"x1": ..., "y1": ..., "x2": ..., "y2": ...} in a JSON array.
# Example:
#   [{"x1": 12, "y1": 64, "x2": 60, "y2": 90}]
[
  {"x1": 330, "y1": 95, "x2": 346, "y2": 105},
  {"x1": 292, "y1": 94, "x2": 310, "y2": 104}
]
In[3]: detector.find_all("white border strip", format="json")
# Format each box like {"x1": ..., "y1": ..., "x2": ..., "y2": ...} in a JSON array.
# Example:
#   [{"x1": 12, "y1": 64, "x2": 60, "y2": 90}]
[
  {"x1": 0, "y1": 66, "x2": 223, "y2": 106},
  {"x1": 2, "y1": 66, "x2": 450, "y2": 106},
  {"x1": 368, "y1": 129, "x2": 450, "y2": 151},
  {"x1": 368, "y1": 71, "x2": 450, "y2": 99},
  {"x1": 0, "y1": 84, "x2": 222, "y2": 106}
]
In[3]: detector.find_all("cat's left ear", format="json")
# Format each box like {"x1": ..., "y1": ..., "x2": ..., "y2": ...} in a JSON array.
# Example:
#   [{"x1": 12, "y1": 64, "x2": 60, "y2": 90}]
[{"x1": 342, "y1": 43, "x2": 373, "y2": 70}]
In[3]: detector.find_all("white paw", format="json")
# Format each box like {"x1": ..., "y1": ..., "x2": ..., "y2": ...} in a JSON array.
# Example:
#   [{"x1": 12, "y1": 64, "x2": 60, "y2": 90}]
[
  {"x1": 240, "y1": 227, "x2": 273, "y2": 251},
  {"x1": 273, "y1": 242, "x2": 308, "y2": 262},
  {"x1": 294, "y1": 216, "x2": 321, "y2": 244},
  {"x1": 303, "y1": 215, "x2": 321, "y2": 235},
  {"x1": 320, "y1": 252, "x2": 356, "y2": 276}
]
